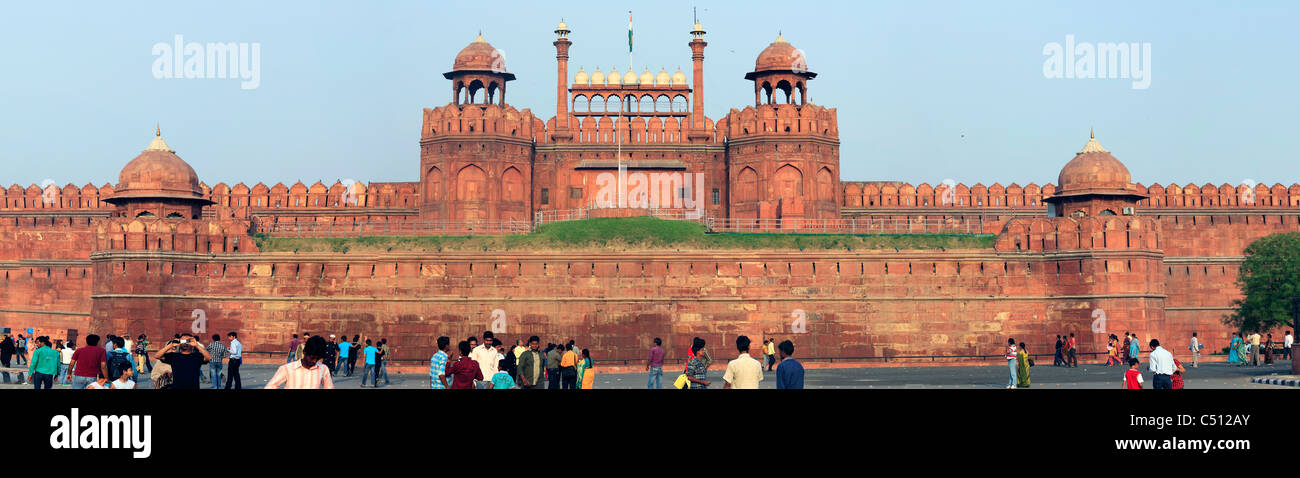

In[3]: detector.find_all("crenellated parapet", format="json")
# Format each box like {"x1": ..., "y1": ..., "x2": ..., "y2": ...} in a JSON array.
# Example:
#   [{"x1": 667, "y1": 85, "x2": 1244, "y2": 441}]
[
  {"x1": 421, "y1": 103, "x2": 548, "y2": 143},
  {"x1": 92, "y1": 217, "x2": 257, "y2": 254},
  {"x1": 840, "y1": 181, "x2": 1300, "y2": 210},
  {"x1": 995, "y1": 216, "x2": 1162, "y2": 252}
]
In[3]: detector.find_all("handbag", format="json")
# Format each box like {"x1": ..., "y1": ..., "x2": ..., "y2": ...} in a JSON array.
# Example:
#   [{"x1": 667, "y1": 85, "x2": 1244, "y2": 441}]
[{"x1": 673, "y1": 373, "x2": 690, "y2": 389}]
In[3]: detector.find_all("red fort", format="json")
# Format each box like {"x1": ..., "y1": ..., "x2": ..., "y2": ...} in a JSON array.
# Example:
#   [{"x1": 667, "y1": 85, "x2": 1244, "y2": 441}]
[{"x1": 3, "y1": 22, "x2": 1297, "y2": 365}]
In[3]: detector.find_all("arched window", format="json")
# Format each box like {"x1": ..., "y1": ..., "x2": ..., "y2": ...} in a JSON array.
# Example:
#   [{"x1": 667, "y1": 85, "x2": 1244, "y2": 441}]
[{"x1": 573, "y1": 95, "x2": 589, "y2": 113}]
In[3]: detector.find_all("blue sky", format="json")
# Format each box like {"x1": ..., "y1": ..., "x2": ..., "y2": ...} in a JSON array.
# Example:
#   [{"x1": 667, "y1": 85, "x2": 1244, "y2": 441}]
[{"x1": 0, "y1": 1, "x2": 1295, "y2": 188}]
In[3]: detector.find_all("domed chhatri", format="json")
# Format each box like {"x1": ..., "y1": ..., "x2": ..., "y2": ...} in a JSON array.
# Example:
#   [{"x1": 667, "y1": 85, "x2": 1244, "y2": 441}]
[
  {"x1": 1044, "y1": 130, "x2": 1148, "y2": 217},
  {"x1": 1056, "y1": 130, "x2": 1140, "y2": 196},
  {"x1": 104, "y1": 127, "x2": 214, "y2": 219},
  {"x1": 745, "y1": 33, "x2": 816, "y2": 106},
  {"x1": 753, "y1": 34, "x2": 801, "y2": 72},
  {"x1": 451, "y1": 34, "x2": 507, "y2": 73},
  {"x1": 445, "y1": 33, "x2": 515, "y2": 106}
]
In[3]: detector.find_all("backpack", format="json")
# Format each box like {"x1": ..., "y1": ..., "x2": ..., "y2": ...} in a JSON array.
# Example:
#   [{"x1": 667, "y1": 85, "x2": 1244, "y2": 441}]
[{"x1": 107, "y1": 351, "x2": 132, "y2": 381}]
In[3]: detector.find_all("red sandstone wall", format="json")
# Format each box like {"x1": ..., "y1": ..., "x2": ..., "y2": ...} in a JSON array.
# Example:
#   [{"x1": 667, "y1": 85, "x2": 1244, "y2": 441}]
[
  {"x1": 87, "y1": 247, "x2": 1169, "y2": 365},
  {"x1": 0, "y1": 217, "x2": 97, "y2": 340}
]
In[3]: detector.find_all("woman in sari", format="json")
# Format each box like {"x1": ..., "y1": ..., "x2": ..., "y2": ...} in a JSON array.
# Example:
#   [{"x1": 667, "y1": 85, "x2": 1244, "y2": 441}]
[
  {"x1": 1016, "y1": 342, "x2": 1031, "y2": 388},
  {"x1": 1106, "y1": 336, "x2": 1120, "y2": 366},
  {"x1": 1237, "y1": 334, "x2": 1250, "y2": 366},
  {"x1": 577, "y1": 348, "x2": 595, "y2": 389},
  {"x1": 1264, "y1": 334, "x2": 1275, "y2": 365},
  {"x1": 1228, "y1": 332, "x2": 1242, "y2": 363},
  {"x1": 1129, "y1": 334, "x2": 1141, "y2": 365}
]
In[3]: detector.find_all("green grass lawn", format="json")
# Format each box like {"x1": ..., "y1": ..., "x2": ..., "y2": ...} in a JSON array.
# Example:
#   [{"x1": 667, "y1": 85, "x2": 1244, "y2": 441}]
[{"x1": 254, "y1": 217, "x2": 996, "y2": 252}]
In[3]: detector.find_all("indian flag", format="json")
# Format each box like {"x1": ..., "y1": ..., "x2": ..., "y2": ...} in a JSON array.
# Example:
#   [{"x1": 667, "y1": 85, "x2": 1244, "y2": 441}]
[{"x1": 628, "y1": 11, "x2": 633, "y2": 52}]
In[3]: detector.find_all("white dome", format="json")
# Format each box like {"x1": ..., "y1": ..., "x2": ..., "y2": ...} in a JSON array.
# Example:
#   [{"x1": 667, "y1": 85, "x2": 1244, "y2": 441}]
[
  {"x1": 606, "y1": 67, "x2": 621, "y2": 85},
  {"x1": 590, "y1": 67, "x2": 605, "y2": 84},
  {"x1": 671, "y1": 67, "x2": 687, "y2": 86},
  {"x1": 573, "y1": 67, "x2": 588, "y2": 85},
  {"x1": 655, "y1": 68, "x2": 670, "y2": 85}
]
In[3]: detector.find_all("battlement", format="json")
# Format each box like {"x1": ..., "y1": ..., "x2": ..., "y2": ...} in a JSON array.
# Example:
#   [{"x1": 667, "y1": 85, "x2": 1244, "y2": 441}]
[
  {"x1": 841, "y1": 181, "x2": 1300, "y2": 210},
  {"x1": 995, "y1": 216, "x2": 1161, "y2": 252},
  {"x1": 91, "y1": 217, "x2": 257, "y2": 253},
  {"x1": 717, "y1": 103, "x2": 839, "y2": 140}
]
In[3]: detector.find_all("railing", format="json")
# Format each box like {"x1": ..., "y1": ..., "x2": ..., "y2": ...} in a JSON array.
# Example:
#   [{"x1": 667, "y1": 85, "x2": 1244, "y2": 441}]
[
  {"x1": 257, "y1": 219, "x2": 533, "y2": 237},
  {"x1": 705, "y1": 216, "x2": 985, "y2": 234},
  {"x1": 534, "y1": 206, "x2": 707, "y2": 227}
]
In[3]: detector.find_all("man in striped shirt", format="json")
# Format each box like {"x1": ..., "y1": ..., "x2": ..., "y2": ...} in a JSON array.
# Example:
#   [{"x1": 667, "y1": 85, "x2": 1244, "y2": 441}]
[
  {"x1": 265, "y1": 335, "x2": 334, "y2": 389},
  {"x1": 430, "y1": 336, "x2": 450, "y2": 389}
]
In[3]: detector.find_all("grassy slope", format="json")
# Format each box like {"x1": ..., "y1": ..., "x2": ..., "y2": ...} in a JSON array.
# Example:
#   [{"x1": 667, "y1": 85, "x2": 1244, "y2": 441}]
[{"x1": 254, "y1": 217, "x2": 996, "y2": 253}]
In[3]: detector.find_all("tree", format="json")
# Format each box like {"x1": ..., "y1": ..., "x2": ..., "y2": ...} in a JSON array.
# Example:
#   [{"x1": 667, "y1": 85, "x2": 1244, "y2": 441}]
[{"x1": 1226, "y1": 232, "x2": 1300, "y2": 333}]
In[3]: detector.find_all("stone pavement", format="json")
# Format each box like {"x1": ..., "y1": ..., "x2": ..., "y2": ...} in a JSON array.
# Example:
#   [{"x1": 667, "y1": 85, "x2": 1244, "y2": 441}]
[{"x1": 2, "y1": 358, "x2": 1291, "y2": 389}]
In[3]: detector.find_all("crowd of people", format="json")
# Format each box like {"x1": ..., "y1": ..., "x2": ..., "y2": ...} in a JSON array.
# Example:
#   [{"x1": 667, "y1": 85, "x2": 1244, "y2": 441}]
[
  {"x1": 1227, "y1": 330, "x2": 1292, "y2": 366},
  {"x1": 4, "y1": 331, "x2": 246, "y2": 390}
]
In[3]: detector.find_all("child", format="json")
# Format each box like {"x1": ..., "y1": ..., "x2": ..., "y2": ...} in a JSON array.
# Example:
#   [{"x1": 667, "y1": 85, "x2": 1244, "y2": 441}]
[
  {"x1": 491, "y1": 368, "x2": 515, "y2": 389},
  {"x1": 87, "y1": 375, "x2": 110, "y2": 389},
  {"x1": 1122, "y1": 358, "x2": 1143, "y2": 389},
  {"x1": 112, "y1": 366, "x2": 137, "y2": 389}
]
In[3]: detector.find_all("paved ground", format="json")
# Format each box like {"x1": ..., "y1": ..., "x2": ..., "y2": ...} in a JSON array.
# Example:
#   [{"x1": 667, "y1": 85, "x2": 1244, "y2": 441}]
[{"x1": 3, "y1": 358, "x2": 1292, "y2": 389}]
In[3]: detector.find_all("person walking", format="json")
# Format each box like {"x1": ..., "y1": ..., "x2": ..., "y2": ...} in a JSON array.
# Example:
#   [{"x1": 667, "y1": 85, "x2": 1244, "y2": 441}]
[
  {"x1": 1121, "y1": 332, "x2": 1132, "y2": 364},
  {"x1": 56, "y1": 339, "x2": 73, "y2": 386},
  {"x1": 516, "y1": 336, "x2": 543, "y2": 389},
  {"x1": 1249, "y1": 331, "x2": 1262, "y2": 366},
  {"x1": 759, "y1": 337, "x2": 769, "y2": 371},
  {"x1": 684, "y1": 337, "x2": 710, "y2": 389},
  {"x1": 1283, "y1": 330, "x2": 1293, "y2": 361},
  {"x1": 1053, "y1": 335, "x2": 1064, "y2": 366},
  {"x1": 1228, "y1": 332, "x2": 1243, "y2": 364},
  {"x1": 106, "y1": 336, "x2": 136, "y2": 383},
  {"x1": 559, "y1": 344, "x2": 579, "y2": 389},
  {"x1": 1105, "y1": 335, "x2": 1119, "y2": 366},
  {"x1": 761, "y1": 339, "x2": 772, "y2": 370},
  {"x1": 336, "y1": 335, "x2": 353, "y2": 376},
  {"x1": 324, "y1": 335, "x2": 338, "y2": 375},
  {"x1": 360, "y1": 339, "x2": 378, "y2": 387},
  {"x1": 1128, "y1": 334, "x2": 1141, "y2": 365},
  {"x1": 546, "y1": 343, "x2": 563, "y2": 389},
  {"x1": 1066, "y1": 333, "x2": 1078, "y2": 368},
  {"x1": 470, "y1": 332, "x2": 499, "y2": 389},
  {"x1": 224, "y1": 332, "x2": 243, "y2": 389},
  {"x1": 28, "y1": 336, "x2": 60, "y2": 389},
  {"x1": 205, "y1": 334, "x2": 227, "y2": 389},
  {"x1": 775, "y1": 340, "x2": 803, "y2": 389},
  {"x1": 1147, "y1": 339, "x2": 1175, "y2": 389},
  {"x1": 67, "y1": 334, "x2": 108, "y2": 390},
  {"x1": 134, "y1": 334, "x2": 152, "y2": 374},
  {"x1": 1189, "y1": 332, "x2": 1200, "y2": 368},
  {"x1": 287, "y1": 334, "x2": 301, "y2": 364},
  {"x1": 1264, "y1": 333, "x2": 1275, "y2": 365},
  {"x1": 429, "y1": 336, "x2": 451, "y2": 389},
  {"x1": 377, "y1": 338, "x2": 392, "y2": 386},
  {"x1": 446, "y1": 341, "x2": 482, "y2": 389},
  {"x1": 348, "y1": 334, "x2": 361, "y2": 376},
  {"x1": 15, "y1": 335, "x2": 28, "y2": 365},
  {"x1": 1016, "y1": 342, "x2": 1031, "y2": 388},
  {"x1": 723, "y1": 335, "x2": 764, "y2": 389},
  {"x1": 0, "y1": 334, "x2": 15, "y2": 384},
  {"x1": 646, "y1": 337, "x2": 665, "y2": 389},
  {"x1": 265, "y1": 335, "x2": 335, "y2": 389},
  {"x1": 1005, "y1": 338, "x2": 1018, "y2": 389}
]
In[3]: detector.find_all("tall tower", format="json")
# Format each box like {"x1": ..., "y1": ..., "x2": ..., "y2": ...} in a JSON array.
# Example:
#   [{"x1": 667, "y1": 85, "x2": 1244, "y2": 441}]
[
  {"x1": 552, "y1": 20, "x2": 573, "y2": 141},
  {"x1": 723, "y1": 34, "x2": 840, "y2": 223},
  {"x1": 420, "y1": 34, "x2": 536, "y2": 224},
  {"x1": 687, "y1": 21, "x2": 709, "y2": 142}
]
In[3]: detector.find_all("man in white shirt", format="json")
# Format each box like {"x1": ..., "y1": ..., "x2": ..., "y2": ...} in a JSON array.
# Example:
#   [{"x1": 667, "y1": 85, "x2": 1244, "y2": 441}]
[
  {"x1": 1284, "y1": 331, "x2": 1294, "y2": 361},
  {"x1": 1189, "y1": 332, "x2": 1200, "y2": 368},
  {"x1": 722, "y1": 335, "x2": 764, "y2": 389},
  {"x1": 224, "y1": 331, "x2": 243, "y2": 389},
  {"x1": 469, "y1": 331, "x2": 499, "y2": 389},
  {"x1": 1147, "y1": 339, "x2": 1175, "y2": 389}
]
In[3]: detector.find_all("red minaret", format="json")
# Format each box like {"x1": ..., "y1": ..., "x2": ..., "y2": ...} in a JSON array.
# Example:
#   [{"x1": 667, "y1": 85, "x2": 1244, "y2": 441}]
[
  {"x1": 552, "y1": 20, "x2": 573, "y2": 141},
  {"x1": 687, "y1": 21, "x2": 709, "y2": 141}
]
